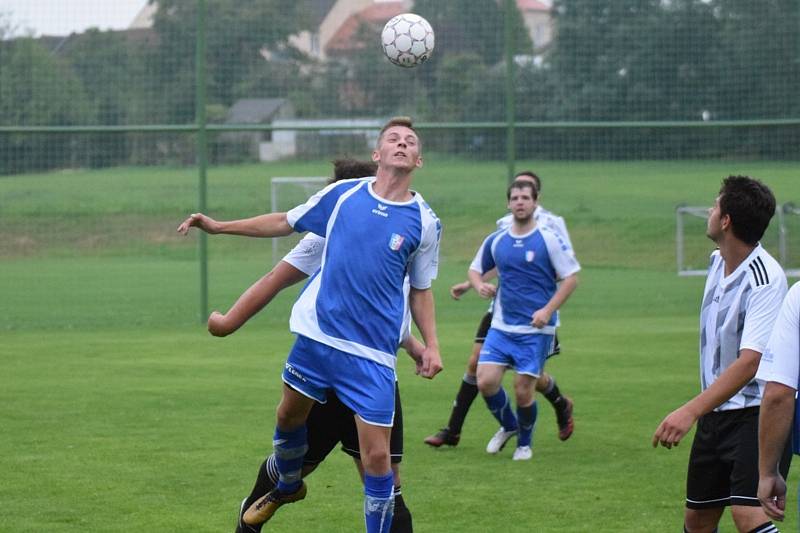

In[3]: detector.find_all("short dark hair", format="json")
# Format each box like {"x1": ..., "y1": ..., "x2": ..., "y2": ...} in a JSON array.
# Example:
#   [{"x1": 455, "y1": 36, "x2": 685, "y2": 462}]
[
  {"x1": 507, "y1": 180, "x2": 538, "y2": 201},
  {"x1": 514, "y1": 170, "x2": 541, "y2": 193},
  {"x1": 329, "y1": 158, "x2": 378, "y2": 184},
  {"x1": 718, "y1": 175, "x2": 776, "y2": 245},
  {"x1": 377, "y1": 116, "x2": 419, "y2": 146}
]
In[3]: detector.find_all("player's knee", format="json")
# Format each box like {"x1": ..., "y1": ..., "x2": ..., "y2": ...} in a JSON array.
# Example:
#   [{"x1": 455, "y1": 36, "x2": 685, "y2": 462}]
[
  {"x1": 361, "y1": 452, "x2": 390, "y2": 475},
  {"x1": 730, "y1": 505, "x2": 770, "y2": 532},
  {"x1": 684, "y1": 507, "x2": 721, "y2": 532}
]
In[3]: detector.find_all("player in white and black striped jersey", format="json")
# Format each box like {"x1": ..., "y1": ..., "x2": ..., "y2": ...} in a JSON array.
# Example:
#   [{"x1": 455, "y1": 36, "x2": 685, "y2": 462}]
[{"x1": 652, "y1": 176, "x2": 790, "y2": 533}]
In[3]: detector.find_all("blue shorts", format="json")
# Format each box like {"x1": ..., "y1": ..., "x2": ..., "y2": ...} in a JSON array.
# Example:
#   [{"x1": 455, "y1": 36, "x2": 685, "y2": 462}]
[
  {"x1": 478, "y1": 328, "x2": 553, "y2": 377},
  {"x1": 283, "y1": 335, "x2": 396, "y2": 427}
]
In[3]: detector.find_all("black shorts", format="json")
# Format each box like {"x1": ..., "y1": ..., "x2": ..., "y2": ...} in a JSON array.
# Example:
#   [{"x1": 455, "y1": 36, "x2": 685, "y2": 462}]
[
  {"x1": 474, "y1": 312, "x2": 493, "y2": 343},
  {"x1": 475, "y1": 311, "x2": 561, "y2": 357},
  {"x1": 303, "y1": 382, "x2": 404, "y2": 465},
  {"x1": 686, "y1": 406, "x2": 792, "y2": 509}
]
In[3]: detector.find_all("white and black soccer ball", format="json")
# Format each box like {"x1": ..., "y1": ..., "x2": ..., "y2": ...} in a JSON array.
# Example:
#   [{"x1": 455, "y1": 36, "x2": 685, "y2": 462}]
[{"x1": 381, "y1": 13, "x2": 434, "y2": 68}]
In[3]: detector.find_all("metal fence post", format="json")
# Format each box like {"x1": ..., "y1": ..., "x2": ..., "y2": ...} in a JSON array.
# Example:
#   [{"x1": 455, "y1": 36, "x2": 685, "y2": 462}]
[{"x1": 196, "y1": 0, "x2": 209, "y2": 322}]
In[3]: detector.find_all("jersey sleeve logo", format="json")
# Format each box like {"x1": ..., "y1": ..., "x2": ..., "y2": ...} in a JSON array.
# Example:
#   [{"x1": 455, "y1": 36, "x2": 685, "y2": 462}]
[{"x1": 389, "y1": 233, "x2": 405, "y2": 251}]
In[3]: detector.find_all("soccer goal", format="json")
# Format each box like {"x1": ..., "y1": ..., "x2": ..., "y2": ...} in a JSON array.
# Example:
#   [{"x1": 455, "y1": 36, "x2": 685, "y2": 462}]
[
  {"x1": 270, "y1": 177, "x2": 328, "y2": 265},
  {"x1": 676, "y1": 203, "x2": 797, "y2": 277}
]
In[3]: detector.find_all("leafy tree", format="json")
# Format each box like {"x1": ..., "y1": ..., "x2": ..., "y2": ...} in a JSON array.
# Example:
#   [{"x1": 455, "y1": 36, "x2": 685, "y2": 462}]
[
  {"x1": 0, "y1": 38, "x2": 94, "y2": 173},
  {"x1": 413, "y1": 0, "x2": 533, "y2": 66},
  {"x1": 150, "y1": 0, "x2": 313, "y2": 123}
]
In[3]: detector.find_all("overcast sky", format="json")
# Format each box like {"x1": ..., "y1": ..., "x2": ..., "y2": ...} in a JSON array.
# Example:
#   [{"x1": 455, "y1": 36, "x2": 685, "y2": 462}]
[{"x1": 0, "y1": 0, "x2": 149, "y2": 37}]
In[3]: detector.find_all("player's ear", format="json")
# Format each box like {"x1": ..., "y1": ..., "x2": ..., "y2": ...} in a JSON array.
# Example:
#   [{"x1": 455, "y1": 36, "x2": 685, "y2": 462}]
[
  {"x1": 372, "y1": 149, "x2": 380, "y2": 163},
  {"x1": 415, "y1": 155, "x2": 423, "y2": 168}
]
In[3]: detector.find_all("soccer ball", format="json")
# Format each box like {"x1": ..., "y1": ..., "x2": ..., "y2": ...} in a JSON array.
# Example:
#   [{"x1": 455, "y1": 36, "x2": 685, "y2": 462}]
[{"x1": 381, "y1": 13, "x2": 434, "y2": 68}]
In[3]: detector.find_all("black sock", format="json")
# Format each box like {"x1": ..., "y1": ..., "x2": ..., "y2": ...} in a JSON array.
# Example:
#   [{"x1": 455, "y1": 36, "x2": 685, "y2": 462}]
[
  {"x1": 244, "y1": 455, "x2": 279, "y2": 509},
  {"x1": 446, "y1": 375, "x2": 478, "y2": 434},
  {"x1": 684, "y1": 527, "x2": 718, "y2": 533},
  {"x1": 542, "y1": 377, "x2": 566, "y2": 410},
  {"x1": 747, "y1": 522, "x2": 778, "y2": 533},
  {"x1": 391, "y1": 488, "x2": 413, "y2": 533}
]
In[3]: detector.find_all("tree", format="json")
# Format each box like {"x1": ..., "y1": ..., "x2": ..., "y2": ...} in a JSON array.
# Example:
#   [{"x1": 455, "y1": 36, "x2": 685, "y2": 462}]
[{"x1": 0, "y1": 38, "x2": 94, "y2": 173}]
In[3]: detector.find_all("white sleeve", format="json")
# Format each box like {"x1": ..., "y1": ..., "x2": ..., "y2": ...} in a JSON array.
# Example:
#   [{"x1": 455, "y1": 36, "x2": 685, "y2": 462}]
[
  {"x1": 408, "y1": 211, "x2": 441, "y2": 290},
  {"x1": 740, "y1": 275, "x2": 788, "y2": 354},
  {"x1": 756, "y1": 282, "x2": 800, "y2": 389},
  {"x1": 543, "y1": 229, "x2": 580, "y2": 279},
  {"x1": 553, "y1": 216, "x2": 574, "y2": 249},
  {"x1": 281, "y1": 234, "x2": 325, "y2": 276},
  {"x1": 468, "y1": 243, "x2": 484, "y2": 273}
]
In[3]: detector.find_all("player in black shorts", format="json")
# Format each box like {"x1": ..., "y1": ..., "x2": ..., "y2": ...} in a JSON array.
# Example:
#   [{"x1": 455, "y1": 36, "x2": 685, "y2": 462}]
[
  {"x1": 424, "y1": 172, "x2": 574, "y2": 449},
  {"x1": 237, "y1": 384, "x2": 412, "y2": 533},
  {"x1": 200, "y1": 159, "x2": 415, "y2": 532}
]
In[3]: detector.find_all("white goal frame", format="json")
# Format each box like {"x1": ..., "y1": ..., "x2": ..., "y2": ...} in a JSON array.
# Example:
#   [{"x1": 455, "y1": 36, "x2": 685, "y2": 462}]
[
  {"x1": 270, "y1": 177, "x2": 328, "y2": 264},
  {"x1": 676, "y1": 202, "x2": 799, "y2": 277}
]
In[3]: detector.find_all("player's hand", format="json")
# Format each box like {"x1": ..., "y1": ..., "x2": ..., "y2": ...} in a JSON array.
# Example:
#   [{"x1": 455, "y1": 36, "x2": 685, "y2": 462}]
[
  {"x1": 177, "y1": 213, "x2": 220, "y2": 235},
  {"x1": 417, "y1": 346, "x2": 443, "y2": 379},
  {"x1": 758, "y1": 474, "x2": 787, "y2": 521},
  {"x1": 651, "y1": 404, "x2": 698, "y2": 449},
  {"x1": 207, "y1": 311, "x2": 231, "y2": 337},
  {"x1": 531, "y1": 308, "x2": 552, "y2": 329},
  {"x1": 475, "y1": 282, "x2": 496, "y2": 299},
  {"x1": 449, "y1": 281, "x2": 471, "y2": 300}
]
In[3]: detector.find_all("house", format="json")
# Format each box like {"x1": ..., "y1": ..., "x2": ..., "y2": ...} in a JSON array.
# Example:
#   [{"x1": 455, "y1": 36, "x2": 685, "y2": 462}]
[
  {"x1": 516, "y1": 0, "x2": 553, "y2": 52},
  {"x1": 220, "y1": 98, "x2": 295, "y2": 161}
]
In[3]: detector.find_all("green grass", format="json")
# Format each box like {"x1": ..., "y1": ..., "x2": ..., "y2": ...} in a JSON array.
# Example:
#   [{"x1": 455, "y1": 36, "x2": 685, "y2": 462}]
[{"x1": 1, "y1": 160, "x2": 798, "y2": 531}]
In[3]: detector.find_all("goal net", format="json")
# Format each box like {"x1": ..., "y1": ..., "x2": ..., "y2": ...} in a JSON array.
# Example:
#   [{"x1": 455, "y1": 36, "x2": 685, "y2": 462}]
[
  {"x1": 676, "y1": 203, "x2": 795, "y2": 277},
  {"x1": 270, "y1": 177, "x2": 329, "y2": 265}
]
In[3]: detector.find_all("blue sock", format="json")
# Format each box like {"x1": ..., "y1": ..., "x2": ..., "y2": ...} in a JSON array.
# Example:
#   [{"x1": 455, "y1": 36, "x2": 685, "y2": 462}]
[
  {"x1": 364, "y1": 471, "x2": 394, "y2": 533},
  {"x1": 516, "y1": 402, "x2": 538, "y2": 447},
  {"x1": 484, "y1": 388, "x2": 518, "y2": 431},
  {"x1": 273, "y1": 426, "x2": 308, "y2": 493}
]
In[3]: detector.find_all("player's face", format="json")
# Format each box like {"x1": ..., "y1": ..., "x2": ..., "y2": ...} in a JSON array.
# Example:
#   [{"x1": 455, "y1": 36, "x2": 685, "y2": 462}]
[
  {"x1": 508, "y1": 188, "x2": 537, "y2": 222},
  {"x1": 373, "y1": 126, "x2": 422, "y2": 172},
  {"x1": 706, "y1": 196, "x2": 725, "y2": 242}
]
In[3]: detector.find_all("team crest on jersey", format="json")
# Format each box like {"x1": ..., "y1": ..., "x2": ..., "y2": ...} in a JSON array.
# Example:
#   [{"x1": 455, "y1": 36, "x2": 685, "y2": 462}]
[
  {"x1": 389, "y1": 233, "x2": 405, "y2": 251},
  {"x1": 525, "y1": 250, "x2": 535, "y2": 262}
]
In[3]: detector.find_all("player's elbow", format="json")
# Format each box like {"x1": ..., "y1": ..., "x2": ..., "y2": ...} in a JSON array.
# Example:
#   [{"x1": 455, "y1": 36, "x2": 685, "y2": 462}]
[{"x1": 762, "y1": 382, "x2": 796, "y2": 412}]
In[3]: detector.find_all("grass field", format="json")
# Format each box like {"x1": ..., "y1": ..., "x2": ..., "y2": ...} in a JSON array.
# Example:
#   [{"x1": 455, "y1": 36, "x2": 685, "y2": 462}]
[{"x1": 1, "y1": 159, "x2": 798, "y2": 532}]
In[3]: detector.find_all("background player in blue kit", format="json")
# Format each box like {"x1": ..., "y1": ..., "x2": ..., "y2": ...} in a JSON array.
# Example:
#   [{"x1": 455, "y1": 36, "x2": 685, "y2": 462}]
[
  {"x1": 177, "y1": 117, "x2": 442, "y2": 533},
  {"x1": 468, "y1": 180, "x2": 580, "y2": 460},
  {"x1": 424, "y1": 171, "x2": 575, "y2": 449}
]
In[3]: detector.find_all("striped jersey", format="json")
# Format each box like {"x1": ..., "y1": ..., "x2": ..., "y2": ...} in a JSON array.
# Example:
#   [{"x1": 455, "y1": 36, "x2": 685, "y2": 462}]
[
  {"x1": 699, "y1": 245, "x2": 787, "y2": 411},
  {"x1": 286, "y1": 177, "x2": 440, "y2": 369}
]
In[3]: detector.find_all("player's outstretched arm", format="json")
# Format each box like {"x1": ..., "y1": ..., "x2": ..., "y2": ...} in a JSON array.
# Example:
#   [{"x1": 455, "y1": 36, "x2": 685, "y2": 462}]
[
  {"x1": 757, "y1": 381, "x2": 795, "y2": 521},
  {"x1": 531, "y1": 273, "x2": 578, "y2": 328},
  {"x1": 409, "y1": 287, "x2": 442, "y2": 379},
  {"x1": 177, "y1": 212, "x2": 293, "y2": 238},
  {"x1": 652, "y1": 348, "x2": 762, "y2": 449},
  {"x1": 207, "y1": 261, "x2": 308, "y2": 337}
]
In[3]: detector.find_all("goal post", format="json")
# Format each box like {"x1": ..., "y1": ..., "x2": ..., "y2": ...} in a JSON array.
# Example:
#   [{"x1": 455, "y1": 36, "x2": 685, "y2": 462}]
[
  {"x1": 676, "y1": 202, "x2": 798, "y2": 277},
  {"x1": 270, "y1": 177, "x2": 328, "y2": 265}
]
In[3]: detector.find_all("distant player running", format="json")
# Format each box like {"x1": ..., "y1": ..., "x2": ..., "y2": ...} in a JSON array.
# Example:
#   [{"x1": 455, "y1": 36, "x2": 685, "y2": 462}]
[
  {"x1": 178, "y1": 117, "x2": 442, "y2": 533},
  {"x1": 425, "y1": 171, "x2": 575, "y2": 449},
  {"x1": 469, "y1": 180, "x2": 579, "y2": 460},
  {"x1": 652, "y1": 176, "x2": 790, "y2": 533},
  {"x1": 204, "y1": 158, "x2": 416, "y2": 533}
]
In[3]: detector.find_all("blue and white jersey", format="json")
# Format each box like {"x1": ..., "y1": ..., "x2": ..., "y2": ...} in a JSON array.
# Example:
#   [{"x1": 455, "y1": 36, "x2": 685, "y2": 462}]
[
  {"x1": 282, "y1": 232, "x2": 413, "y2": 342},
  {"x1": 470, "y1": 225, "x2": 580, "y2": 335},
  {"x1": 286, "y1": 177, "x2": 440, "y2": 369},
  {"x1": 496, "y1": 205, "x2": 573, "y2": 249}
]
